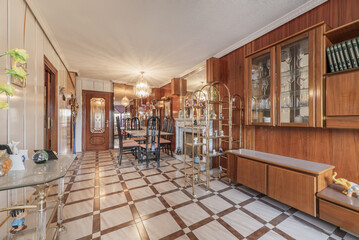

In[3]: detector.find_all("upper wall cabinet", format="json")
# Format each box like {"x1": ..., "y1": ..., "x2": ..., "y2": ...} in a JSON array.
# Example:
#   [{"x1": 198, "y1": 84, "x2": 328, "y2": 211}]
[
  {"x1": 245, "y1": 23, "x2": 325, "y2": 128},
  {"x1": 324, "y1": 19, "x2": 359, "y2": 129},
  {"x1": 246, "y1": 47, "x2": 276, "y2": 126}
]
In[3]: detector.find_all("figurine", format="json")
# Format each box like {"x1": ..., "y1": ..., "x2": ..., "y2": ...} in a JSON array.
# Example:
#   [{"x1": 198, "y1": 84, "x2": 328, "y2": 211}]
[
  {"x1": 10, "y1": 209, "x2": 28, "y2": 234},
  {"x1": 178, "y1": 109, "x2": 183, "y2": 119},
  {"x1": 0, "y1": 150, "x2": 12, "y2": 176},
  {"x1": 176, "y1": 147, "x2": 182, "y2": 155},
  {"x1": 219, "y1": 148, "x2": 223, "y2": 153},
  {"x1": 212, "y1": 90, "x2": 217, "y2": 101},
  {"x1": 194, "y1": 119, "x2": 197, "y2": 126},
  {"x1": 219, "y1": 113, "x2": 224, "y2": 119},
  {"x1": 8, "y1": 141, "x2": 20, "y2": 155},
  {"x1": 194, "y1": 154, "x2": 199, "y2": 164},
  {"x1": 333, "y1": 172, "x2": 359, "y2": 198}
]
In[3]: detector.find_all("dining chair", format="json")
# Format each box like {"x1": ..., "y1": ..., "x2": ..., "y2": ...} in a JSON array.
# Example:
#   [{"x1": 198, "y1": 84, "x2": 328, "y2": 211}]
[
  {"x1": 161, "y1": 117, "x2": 168, "y2": 132},
  {"x1": 158, "y1": 117, "x2": 174, "y2": 157},
  {"x1": 139, "y1": 116, "x2": 161, "y2": 168},
  {"x1": 117, "y1": 117, "x2": 139, "y2": 165},
  {"x1": 131, "y1": 117, "x2": 146, "y2": 142}
]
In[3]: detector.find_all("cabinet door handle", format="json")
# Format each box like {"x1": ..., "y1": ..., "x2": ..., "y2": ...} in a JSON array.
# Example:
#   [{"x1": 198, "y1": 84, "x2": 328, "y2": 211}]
[
  {"x1": 48, "y1": 117, "x2": 51, "y2": 129},
  {"x1": 106, "y1": 120, "x2": 109, "y2": 128}
]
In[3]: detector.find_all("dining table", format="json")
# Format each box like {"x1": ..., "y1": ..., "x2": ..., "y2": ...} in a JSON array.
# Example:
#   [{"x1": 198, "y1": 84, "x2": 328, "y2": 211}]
[{"x1": 124, "y1": 129, "x2": 173, "y2": 137}]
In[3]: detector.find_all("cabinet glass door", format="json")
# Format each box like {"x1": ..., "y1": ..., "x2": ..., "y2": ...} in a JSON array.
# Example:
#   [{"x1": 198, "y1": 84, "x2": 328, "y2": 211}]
[
  {"x1": 249, "y1": 48, "x2": 275, "y2": 125},
  {"x1": 279, "y1": 36, "x2": 310, "y2": 125}
]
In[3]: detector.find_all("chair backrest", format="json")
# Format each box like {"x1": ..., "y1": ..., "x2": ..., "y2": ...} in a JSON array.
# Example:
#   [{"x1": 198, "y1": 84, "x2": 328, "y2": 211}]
[
  {"x1": 161, "y1": 117, "x2": 168, "y2": 132},
  {"x1": 131, "y1": 117, "x2": 141, "y2": 130},
  {"x1": 116, "y1": 116, "x2": 124, "y2": 150},
  {"x1": 167, "y1": 117, "x2": 175, "y2": 133},
  {"x1": 146, "y1": 116, "x2": 161, "y2": 151},
  {"x1": 166, "y1": 117, "x2": 175, "y2": 140},
  {"x1": 125, "y1": 118, "x2": 132, "y2": 130}
]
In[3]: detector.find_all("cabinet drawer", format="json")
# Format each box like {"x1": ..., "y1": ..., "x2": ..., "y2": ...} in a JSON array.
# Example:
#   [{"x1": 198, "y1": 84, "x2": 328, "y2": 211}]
[
  {"x1": 267, "y1": 166, "x2": 316, "y2": 216},
  {"x1": 319, "y1": 199, "x2": 359, "y2": 235},
  {"x1": 236, "y1": 157, "x2": 267, "y2": 194}
]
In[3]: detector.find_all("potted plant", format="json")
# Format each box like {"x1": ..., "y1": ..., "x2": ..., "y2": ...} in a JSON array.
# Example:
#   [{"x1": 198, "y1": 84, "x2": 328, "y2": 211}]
[{"x1": 0, "y1": 48, "x2": 29, "y2": 109}]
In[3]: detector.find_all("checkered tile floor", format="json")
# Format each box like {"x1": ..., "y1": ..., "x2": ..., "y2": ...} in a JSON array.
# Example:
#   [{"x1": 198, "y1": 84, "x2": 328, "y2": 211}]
[{"x1": 49, "y1": 150, "x2": 359, "y2": 240}]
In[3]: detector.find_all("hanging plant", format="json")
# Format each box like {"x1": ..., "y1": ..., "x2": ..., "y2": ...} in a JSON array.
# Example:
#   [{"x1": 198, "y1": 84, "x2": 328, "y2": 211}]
[{"x1": 0, "y1": 49, "x2": 29, "y2": 109}]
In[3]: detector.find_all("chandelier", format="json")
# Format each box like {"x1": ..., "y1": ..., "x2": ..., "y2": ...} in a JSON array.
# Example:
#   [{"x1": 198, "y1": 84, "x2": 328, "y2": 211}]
[
  {"x1": 121, "y1": 96, "x2": 129, "y2": 107},
  {"x1": 121, "y1": 86, "x2": 130, "y2": 107},
  {"x1": 134, "y1": 71, "x2": 151, "y2": 98}
]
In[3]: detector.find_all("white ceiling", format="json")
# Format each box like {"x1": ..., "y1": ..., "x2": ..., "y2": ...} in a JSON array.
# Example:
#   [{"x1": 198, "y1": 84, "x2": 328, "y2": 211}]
[{"x1": 30, "y1": 0, "x2": 318, "y2": 88}]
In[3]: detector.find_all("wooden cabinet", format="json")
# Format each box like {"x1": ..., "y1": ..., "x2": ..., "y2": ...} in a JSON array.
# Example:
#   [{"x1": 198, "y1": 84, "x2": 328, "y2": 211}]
[
  {"x1": 236, "y1": 157, "x2": 267, "y2": 194},
  {"x1": 226, "y1": 149, "x2": 334, "y2": 217},
  {"x1": 324, "y1": 20, "x2": 359, "y2": 129},
  {"x1": 317, "y1": 185, "x2": 359, "y2": 234},
  {"x1": 267, "y1": 165, "x2": 316, "y2": 216},
  {"x1": 246, "y1": 47, "x2": 276, "y2": 126},
  {"x1": 319, "y1": 200, "x2": 359, "y2": 235},
  {"x1": 245, "y1": 23, "x2": 325, "y2": 128}
]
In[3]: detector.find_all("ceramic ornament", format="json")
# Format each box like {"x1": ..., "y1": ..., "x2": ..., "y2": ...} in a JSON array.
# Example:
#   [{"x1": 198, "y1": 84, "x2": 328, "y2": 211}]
[{"x1": 8, "y1": 141, "x2": 20, "y2": 155}]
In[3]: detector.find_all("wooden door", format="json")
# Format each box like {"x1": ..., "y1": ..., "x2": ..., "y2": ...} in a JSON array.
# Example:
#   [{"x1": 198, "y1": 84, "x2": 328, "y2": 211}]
[
  {"x1": 84, "y1": 91, "x2": 112, "y2": 151},
  {"x1": 236, "y1": 157, "x2": 267, "y2": 194},
  {"x1": 44, "y1": 57, "x2": 58, "y2": 152}
]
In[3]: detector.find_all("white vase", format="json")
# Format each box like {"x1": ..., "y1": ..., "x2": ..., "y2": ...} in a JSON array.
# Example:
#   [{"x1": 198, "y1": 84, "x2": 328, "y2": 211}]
[
  {"x1": 9, "y1": 154, "x2": 25, "y2": 171},
  {"x1": 18, "y1": 149, "x2": 29, "y2": 161}
]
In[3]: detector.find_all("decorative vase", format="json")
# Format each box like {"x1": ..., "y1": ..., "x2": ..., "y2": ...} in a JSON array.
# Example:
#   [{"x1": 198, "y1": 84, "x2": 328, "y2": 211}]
[{"x1": 9, "y1": 155, "x2": 25, "y2": 171}]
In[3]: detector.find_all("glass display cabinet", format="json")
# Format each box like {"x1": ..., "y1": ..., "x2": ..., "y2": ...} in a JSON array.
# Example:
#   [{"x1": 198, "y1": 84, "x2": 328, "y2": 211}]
[
  {"x1": 247, "y1": 47, "x2": 275, "y2": 126},
  {"x1": 276, "y1": 31, "x2": 315, "y2": 127}
]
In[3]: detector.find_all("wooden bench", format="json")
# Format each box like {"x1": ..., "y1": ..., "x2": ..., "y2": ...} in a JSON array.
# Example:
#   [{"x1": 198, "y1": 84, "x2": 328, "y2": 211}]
[{"x1": 317, "y1": 184, "x2": 359, "y2": 235}]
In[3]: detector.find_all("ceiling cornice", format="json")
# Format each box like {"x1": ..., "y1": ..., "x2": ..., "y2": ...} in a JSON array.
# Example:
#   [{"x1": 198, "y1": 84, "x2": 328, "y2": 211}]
[
  {"x1": 25, "y1": 0, "x2": 70, "y2": 70},
  {"x1": 178, "y1": 0, "x2": 328, "y2": 79}
]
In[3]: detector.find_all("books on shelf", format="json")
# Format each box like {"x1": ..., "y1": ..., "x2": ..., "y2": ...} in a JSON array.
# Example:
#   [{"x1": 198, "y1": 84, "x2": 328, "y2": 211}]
[{"x1": 326, "y1": 37, "x2": 359, "y2": 73}]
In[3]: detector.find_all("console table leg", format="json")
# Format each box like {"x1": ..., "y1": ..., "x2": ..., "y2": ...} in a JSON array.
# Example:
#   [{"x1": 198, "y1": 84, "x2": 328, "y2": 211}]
[
  {"x1": 35, "y1": 184, "x2": 47, "y2": 240},
  {"x1": 57, "y1": 178, "x2": 65, "y2": 232}
]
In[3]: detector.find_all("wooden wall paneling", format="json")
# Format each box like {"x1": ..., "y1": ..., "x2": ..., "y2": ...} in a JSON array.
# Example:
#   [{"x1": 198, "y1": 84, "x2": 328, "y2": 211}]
[
  {"x1": 206, "y1": 57, "x2": 227, "y2": 83},
  {"x1": 216, "y1": 0, "x2": 359, "y2": 183},
  {"x1": 171, "y1": 78, "x2": 187, "y2": 96},
  {"x1": 151, "y1": 88, "x2": 161, "y2": 100}
]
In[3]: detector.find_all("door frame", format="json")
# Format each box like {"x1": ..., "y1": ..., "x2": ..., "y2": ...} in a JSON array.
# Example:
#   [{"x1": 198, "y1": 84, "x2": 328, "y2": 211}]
[
  {"x1": 44, "y1": 56, "x2": 58, "y2": 152},
  {"x1": 82, "y1": 90, "x2": 114, "y2": 151}
]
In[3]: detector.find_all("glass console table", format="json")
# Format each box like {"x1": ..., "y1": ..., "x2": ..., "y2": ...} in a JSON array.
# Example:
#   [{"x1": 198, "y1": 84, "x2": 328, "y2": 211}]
[{"x1": 0, "y1": 154, "x2": 76, "y2": 240}]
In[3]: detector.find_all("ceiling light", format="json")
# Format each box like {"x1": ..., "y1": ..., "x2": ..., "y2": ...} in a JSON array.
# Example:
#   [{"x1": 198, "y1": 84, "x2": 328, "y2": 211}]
[
  {"x1": 134, "y1": 71, "x2": 151, "y2": 98},
  {"x1": 121, "y1": 96, "x2": 129, "y2": 107},
  {"x1": 121, "y1": 86, "x2": 130, "y2": 107}
]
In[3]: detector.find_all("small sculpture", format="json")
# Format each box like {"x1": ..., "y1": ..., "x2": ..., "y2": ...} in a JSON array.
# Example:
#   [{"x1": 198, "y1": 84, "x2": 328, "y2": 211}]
[
  {"x1": 8, "y1": 141, "x2": 20, "y2": 155},
  {"x1": 32, "y1": 150, "x2": 49, "y2": 164},
  {"x1": 175, "y1": 147, "x2": 182, "y2": 155},
  {"x1": 10, "y1": 209, "x2": 28, "y2": 234},
  {"x1": 0, "y1": 150, "x2": 12, "y2": 176},
  {"x1": 333, "y1": 172, "x2": 359, "y2": 198}
]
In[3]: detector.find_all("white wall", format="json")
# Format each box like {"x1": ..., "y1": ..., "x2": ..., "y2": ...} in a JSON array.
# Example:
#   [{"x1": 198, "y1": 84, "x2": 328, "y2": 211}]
[
  {"x1": 0, "y1": 0, "x2": 73, "y2": 230},
  {"x1": 75, "y1": 77, "x2": 113, "y2": 152}
]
